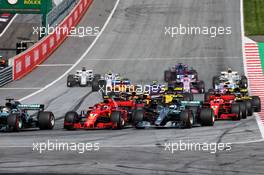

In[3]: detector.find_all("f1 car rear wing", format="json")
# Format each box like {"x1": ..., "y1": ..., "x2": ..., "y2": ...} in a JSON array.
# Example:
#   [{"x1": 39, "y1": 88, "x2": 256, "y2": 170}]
[{"x1": 17, "y1": 104, "x2": 45, "y2": 111}]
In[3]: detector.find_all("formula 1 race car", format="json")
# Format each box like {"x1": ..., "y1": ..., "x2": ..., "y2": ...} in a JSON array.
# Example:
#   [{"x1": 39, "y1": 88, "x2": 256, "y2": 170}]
[
  {"x1": 67, "y1": 67, "x2": 100, "y2": 87},
  {"x1": 164, "y1": 63, "x2": 205, "y2": 93},
  {"x1": 203, "y1": 93, "x2": 246, "y2": 120},
  {"x1": 0, "y1": 99, "x2": 55, "y2": 132},
  {"x1": 205, "y1": 87, "x2": 261, "y2": 116},
  {"x1": 133, "y1": 99, "x2": 215, "y2": 129},
  {"x1": 212, "y1": 68, "x2": 248, "y2": 89},
  {"x1": 63, "y1": 96, "x2": 143, "y2": 130},
  {"x1": 165, "y1": 63, "x2": 198, "y2": 80},
  {"x1": 231, "y1": 88, "x2": 261, "y2": 113},
  {"x1": 0, "y1": 13, "x2": 11, "y2": 22},
  {"x1": 0, "y1": 56, "x2": 8, "y2": 69}
]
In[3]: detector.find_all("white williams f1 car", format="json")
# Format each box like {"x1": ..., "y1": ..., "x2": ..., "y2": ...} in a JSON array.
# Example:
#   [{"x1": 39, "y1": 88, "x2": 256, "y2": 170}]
[
  {"x1": 212, "y1": 68, "x2": 248, "y2": 89},
  {"x1": 67, "y1": 67, "x2": 100, "y2": 87}
]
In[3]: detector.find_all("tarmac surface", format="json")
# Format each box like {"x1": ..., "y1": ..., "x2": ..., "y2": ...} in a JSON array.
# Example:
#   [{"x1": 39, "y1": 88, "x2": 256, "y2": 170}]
[{"x1": 0, "y1": 0, "x2": 263, "y2": 174}]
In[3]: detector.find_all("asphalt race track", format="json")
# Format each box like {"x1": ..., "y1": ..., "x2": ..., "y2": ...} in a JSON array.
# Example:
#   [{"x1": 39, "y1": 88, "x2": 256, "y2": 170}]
[
  {"x1": 0, "y1": 14, "x2": 40, "y2": 59},
  {"x1": 0, "y1": 14, "x2": 14, "y2": 34},
  {"x1": 0, "y1": 0, "x2": 264, "y2": 174}
]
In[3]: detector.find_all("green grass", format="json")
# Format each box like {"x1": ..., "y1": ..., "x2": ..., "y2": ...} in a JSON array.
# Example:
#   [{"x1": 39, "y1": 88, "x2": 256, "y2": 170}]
[
  {"x1": 244, "y1": 0, "x2": 264, "y2": 35},
  {"x1": 258, "y1": 43, "x2": 264, "y2": 72}
]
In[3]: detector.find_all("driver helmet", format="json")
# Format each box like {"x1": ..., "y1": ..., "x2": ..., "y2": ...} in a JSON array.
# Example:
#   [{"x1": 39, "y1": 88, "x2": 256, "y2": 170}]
[
  {"x1": 131, "y1": 92, "x2": 136, "y2": 97},
  {"x1": 152, "y1": 80, "x2": 158, "y2": 86},
  {"x1": 106, "y1": 71, "x2": 113, "y2": 76},
  {"x1": 80, "y1": 110, "x2": 86, "y2": 116},
  {"x1": 0, "y1": 56, "x2": 4, "y2": 63},
  {"x1": 103, "y1": 105, "x2": 109, "y2": 110},
  {"x1": 227, "y1": 68, "x2": 232, "y2": 73},
  {"x1": 115, "y1": 73, "x2": 121, "y2": 79},
  {"x1": 2, "y1": 107, "x2": 10, "y2": 113},
  {"x1": 82, "y1": 67, "x2": 86, "y2": 71},
  {"x1": 178, "y1": 63, "x2": 183, "y2": 69}
]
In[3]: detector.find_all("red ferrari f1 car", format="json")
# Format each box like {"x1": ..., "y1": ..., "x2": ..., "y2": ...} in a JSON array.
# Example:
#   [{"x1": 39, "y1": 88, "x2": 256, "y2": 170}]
[
  {"x1": 63, "y1": 96, "x2": 144, "y2": 130},
  {"x1": 204, "y1": 94, "x2": 245, "y2": 120}
]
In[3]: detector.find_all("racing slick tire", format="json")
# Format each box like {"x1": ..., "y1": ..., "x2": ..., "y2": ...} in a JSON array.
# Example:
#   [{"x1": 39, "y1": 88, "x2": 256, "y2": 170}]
[
  {"x1": 132, "y1": 109, "x2": 144, "y2": 125},
  {"x1": 7, "y1": 114, "x2": 22, "y2": 132},
  {"x1": 183, "y1": 93, "x2": 193, "y2": 101},
  {"x1": 212, "y1": 76, "x2": 220, "y2": 89},
  {"x1": 164, "y1": 70, "x2": 172, "y2": 82},
  {"x1": 198, "y1": 81, "x2": 205, "y2": 93},
  {"x1": 200, "y1": 108, "x2": 215, "y2": 126},
  {"x1": 111, "y1": 111, "x2": 124, "y2": 129},
  {"x1": 204, "y1": 92, "x2": 211, "y2": 101},
  {"x1": 67, "y1": 74, "x2": 75, "y2": 87},
  {"x1": 92, "y1": 78, "x2": 99, "y2": 91},
  {"x1": 38, "y1": 112, "x2": 55, "y2": 130},
  {"x1": 189, "y1": 70, "x2": 198, "y2": 80},
  {"x1": 64, "y1": 111, "x2": 79, "y2": 130},
  {"x1": 238, "y1": 102, "x2": 247, "y2": 119},
  {"x1": 98, "y1": 79, "x2": 107, "y2": 90},
  {"x1": 251, "y1": 96, "x2": 261, "y2": 112},
  {"x1": 89, "y1": 74, "x2": 100, "y2": 87},
  {"x1": 180, "y1": 110, "x2": 193, "y2": 128},
  {"x1": 240, "y1": 76, "x2": 248, "y2": 88},
  {"x1": 245, "y1": 100, "x2": 253, "y2": 116},
  {"x1": 231, "y1": 103, "x2": 241, "y2": 120}
]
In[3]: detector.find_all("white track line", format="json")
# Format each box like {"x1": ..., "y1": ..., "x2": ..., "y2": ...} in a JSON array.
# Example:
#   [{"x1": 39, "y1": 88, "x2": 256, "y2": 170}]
[
  {"x1": 0, "y1": 87, "x2": 42, "y2": 90},
  {"x1": 240, "y1": 0, "x2": 247, "y2": 78},
  {"x1": 19, "y1": 0, "x2": 121, "y2": 102},
  {"x1": 83, "y1": 57, "x2": 242, "y2": 61},
  {"x1": 0, "y1": 14, "x2": 18, "y2": 37}
]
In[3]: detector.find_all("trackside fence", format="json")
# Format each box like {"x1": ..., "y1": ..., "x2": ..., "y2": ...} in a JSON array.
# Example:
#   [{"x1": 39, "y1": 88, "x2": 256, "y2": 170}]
[{"x1": 0, "y1": 67, "x2": 12, "y2": 86}]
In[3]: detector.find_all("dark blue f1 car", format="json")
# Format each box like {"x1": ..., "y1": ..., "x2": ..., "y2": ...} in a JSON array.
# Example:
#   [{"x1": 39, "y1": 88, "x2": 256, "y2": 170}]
[{"x1": 0, "y1": 99, "x2": 55, "y2": 132}]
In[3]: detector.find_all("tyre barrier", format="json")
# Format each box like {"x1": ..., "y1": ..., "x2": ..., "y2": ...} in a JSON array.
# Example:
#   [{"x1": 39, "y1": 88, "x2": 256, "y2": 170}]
[
  {"x1": 0, "y1": 66, "x2": 13, "y2": 87},
  {"x1": 11, "y1": 0, "x2": 93, "y2": 80}
]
